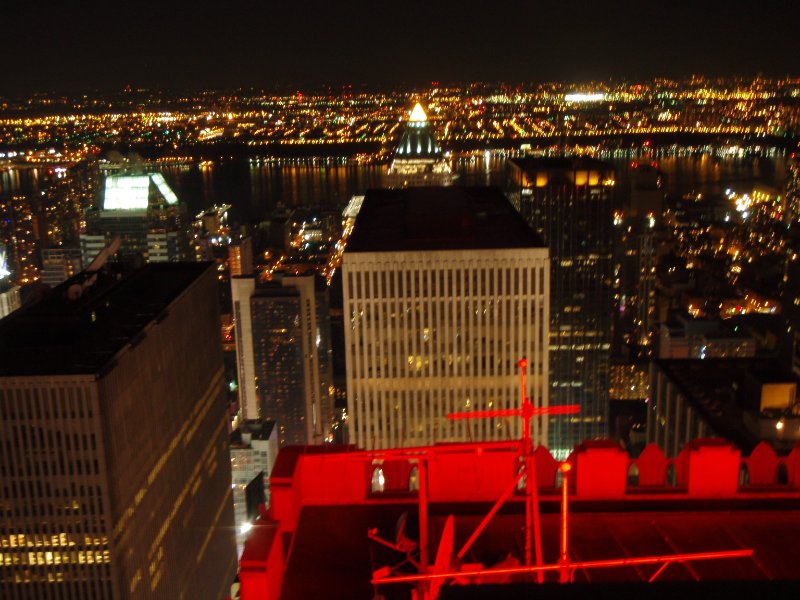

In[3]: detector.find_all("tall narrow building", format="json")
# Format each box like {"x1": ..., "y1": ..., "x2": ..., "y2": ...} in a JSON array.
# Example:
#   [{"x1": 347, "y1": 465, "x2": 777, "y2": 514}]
[
  {"x1": 0, "y1": 262, "x2": 237, "y2": 598},
  {"x1": 343, "y1": 186, "x2": 550, "y2": 450},
  {"x1": 231, "y1": 274, "x2": 334, "y2": 445},
  {"x1": 507, "y1": 157, "x2": 614, "y2": 457}
]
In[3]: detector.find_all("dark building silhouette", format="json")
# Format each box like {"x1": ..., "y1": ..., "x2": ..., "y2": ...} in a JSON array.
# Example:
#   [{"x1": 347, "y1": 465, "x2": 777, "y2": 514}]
[
  {"x1": 507, "y1": 157, "x2": 614, "y2": 456},
  {"x1": 0, "y1": 262, "x2": 237, "y2": 599}
]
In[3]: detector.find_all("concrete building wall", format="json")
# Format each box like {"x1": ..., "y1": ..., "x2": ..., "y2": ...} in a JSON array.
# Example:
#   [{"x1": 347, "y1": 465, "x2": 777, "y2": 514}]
[
  {"x1": 343, "y1": 248, "x2": 550, "y2": 449},
  {"x1": 99, "y1": 265, "x2": 236, "y2": 598},
  {"x1": 232, "y1": 277, "x2": 258, "y2": 421}
]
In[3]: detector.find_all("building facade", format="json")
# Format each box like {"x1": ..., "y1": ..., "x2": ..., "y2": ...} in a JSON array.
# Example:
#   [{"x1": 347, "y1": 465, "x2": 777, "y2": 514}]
[
  {"x1": 507, "y1": 157, "x2": 614, "y2": 456},
  {"x1": 232, "y1": 275, "x2": 335, "y2": 445},
  {"x1": 40, "y1": 247, "x2": 83, "y2": 287},
  {"x1": 648, "y1": 359, "x2": 800, "y2": 457},
  {"x1": 81, "y1": 173, "x2": 190, "y2": 265},
  {"x1": 343, "y1": 186, "x2": 550, "y2": 450},
  {"x1": 0, "y1": 263, "x2": 237, "y2": 599}
]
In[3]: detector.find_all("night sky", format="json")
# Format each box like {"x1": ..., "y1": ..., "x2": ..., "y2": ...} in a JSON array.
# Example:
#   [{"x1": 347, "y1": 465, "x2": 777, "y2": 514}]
[{"x1": 5, "y1": 0, "x2": 800, "y2": 93}]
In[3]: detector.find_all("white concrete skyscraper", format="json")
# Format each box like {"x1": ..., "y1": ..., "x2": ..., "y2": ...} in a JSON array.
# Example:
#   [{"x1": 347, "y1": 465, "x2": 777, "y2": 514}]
[{"x1": 343, "y1": 186, "x2": 550, "y2": 450}]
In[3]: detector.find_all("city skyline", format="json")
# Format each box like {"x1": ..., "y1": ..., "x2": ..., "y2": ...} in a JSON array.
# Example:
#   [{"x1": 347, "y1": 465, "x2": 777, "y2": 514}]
[
  {"x1": 4, "y1": 1, "x2": 800, "y2": 94},
  {"x1": 3, "y1": 7, "x2": 800, "y2": 595}
]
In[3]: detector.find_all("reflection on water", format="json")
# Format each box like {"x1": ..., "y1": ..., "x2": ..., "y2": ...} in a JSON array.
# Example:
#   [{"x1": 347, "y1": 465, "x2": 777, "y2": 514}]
[
  {"x1": 167, "y1": 152, "x2": 788, "y2": 222},
  {"x1": 1, "y1": 151, "x2": 789, "y2": 224},
  {"x1": 0, "y1": 168, "x2": 40, "y2": 196}
]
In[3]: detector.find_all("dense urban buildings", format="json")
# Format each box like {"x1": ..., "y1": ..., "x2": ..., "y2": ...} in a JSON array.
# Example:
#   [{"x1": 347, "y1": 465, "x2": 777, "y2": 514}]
[
  {"x1": 2, "y1": 78, "x2": 800, "y2": 155},
  {"x1": 231, "y1": 274, "x2": 335, "y2": 445},
  {"x1": 506, "y1": 157, "x2": 614, "y2": 456},
  {"x1": 0, "y1": 195, "x2": 39, "y2": 285},
  {"x1": 343, "y1": 186, "x2": 550, "y2": 449},
  {"x1": 3, "y1": 72, "x2": 800, "y2": 597},
  {"x1": 0, "y1": 262, "x2": 236, "y2": 598}
]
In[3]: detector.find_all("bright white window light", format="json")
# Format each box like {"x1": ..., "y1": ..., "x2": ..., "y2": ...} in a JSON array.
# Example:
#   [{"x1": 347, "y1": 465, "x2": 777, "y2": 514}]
[
  {"x1": 103, "y1": 175, "x2": 150, "y2": 210},
  {"x1": 103, "y1": 173, "x2": 179, "y2": 210},
  {"x1": 409, "y1": 102, "x2": 427, "y2": 122},
  {"x1": 0, "y1": 248, "x2": 9, "y2": 280},
  {"x1": 150, "y1": 173, "x2": 179, "y2": 205}
]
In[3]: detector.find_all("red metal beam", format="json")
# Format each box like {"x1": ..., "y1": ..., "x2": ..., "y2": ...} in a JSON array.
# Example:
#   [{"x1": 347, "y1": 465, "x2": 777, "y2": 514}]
[
  {"x1": 371, "y1": 549, "x2": 754, "y2": 584},
  {"x1": 456, "y1": 469, "x2": 524, "y2": 560},
  {"x1": 447, "y1": 405, "x2": 580, "y2": 421}
]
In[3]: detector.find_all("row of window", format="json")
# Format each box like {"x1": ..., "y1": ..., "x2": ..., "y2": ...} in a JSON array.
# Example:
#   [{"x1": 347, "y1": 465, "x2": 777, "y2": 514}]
[
  {"x1": 347, "y1": 265, "x2": 548, "y2": 299},
  {"x1": 0, "y1": 386, "x2": 94, "y2": 422}
]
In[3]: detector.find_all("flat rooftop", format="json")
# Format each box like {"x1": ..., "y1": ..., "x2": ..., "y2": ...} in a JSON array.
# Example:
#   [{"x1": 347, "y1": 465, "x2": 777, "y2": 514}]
[
  {"x1": 0, "y1": 262, "x2": 212, "y2": 376},
  {"x1": 345, "y1": 186, "x2": 545, "y2": 253},
  {"x1": 281, "y1": 502, "x2": 800, "y2": 599}
]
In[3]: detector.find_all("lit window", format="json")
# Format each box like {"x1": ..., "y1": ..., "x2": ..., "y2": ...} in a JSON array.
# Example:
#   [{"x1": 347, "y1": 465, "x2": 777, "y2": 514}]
[{"x1": 371, "y1": 467, "x2": 385, "y2": 493}]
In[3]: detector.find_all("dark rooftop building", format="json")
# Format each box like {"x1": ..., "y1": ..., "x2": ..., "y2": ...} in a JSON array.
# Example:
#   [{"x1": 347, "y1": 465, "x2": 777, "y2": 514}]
[
  {"x1": 0, "y1": 262, "x2": 212, "y2": 376},
  {"x1": 0, "y1": 262, "x2": 237, "y2": 598},
  {"x1": 345, "y1": 186, "x2": 545, "y2": 253},
  {"x1": 649, "y1": 358, "x2": 800, "y2": 456}
]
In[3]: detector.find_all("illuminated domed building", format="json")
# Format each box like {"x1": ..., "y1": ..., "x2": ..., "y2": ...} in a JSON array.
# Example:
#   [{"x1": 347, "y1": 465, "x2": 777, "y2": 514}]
[{"x1": 387, "y1": 103, "x2": 454, "y2": 187}]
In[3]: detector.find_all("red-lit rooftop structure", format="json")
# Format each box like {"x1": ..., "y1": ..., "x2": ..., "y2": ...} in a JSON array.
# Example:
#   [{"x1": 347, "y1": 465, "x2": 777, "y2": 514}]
[
  {"x1": 238, "y1": 436, "x2": 800, "y2": 600},
  {"x1": 235, "y1": 357, "x2": 800, "y2": 599}
]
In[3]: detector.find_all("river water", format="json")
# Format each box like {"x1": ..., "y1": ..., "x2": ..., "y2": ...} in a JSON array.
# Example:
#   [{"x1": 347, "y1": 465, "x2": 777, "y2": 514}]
[
  {"x1": 0, "y1": 149, "x2": 789, "y2": 223},
  {"x1": 162, "y1": 150, "x2": 789, "y2": 222}
]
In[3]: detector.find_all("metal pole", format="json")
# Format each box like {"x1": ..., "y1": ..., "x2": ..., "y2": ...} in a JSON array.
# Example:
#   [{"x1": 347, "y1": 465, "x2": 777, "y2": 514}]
[
  {"x1": 418, "y1": 459, "x2": 429, "y2": 572},
  {"x1": 559, "y1": 462, "x2": 571, "y2": 583},
  {"x1": 518, "y1": 358, "x2": 544, "y2": 583}
]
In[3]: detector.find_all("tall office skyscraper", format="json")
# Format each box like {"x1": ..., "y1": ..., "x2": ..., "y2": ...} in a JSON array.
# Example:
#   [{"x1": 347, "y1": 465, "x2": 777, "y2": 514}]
[
  {"x1": 0, "y1": 262, "x2": 237, "y2": 598},
  {"x1": 507, "y1": 158, "x2": 614, "y2": 456},
  {"x1": 343, "y1": 186, "x2": 550, "y2": 450},
  {"x1": 81, "y1": 173, "x2": 190, "y2": 265},
  {"x1": 231, "y1": 274, "x2": 334, "y2": 445}
]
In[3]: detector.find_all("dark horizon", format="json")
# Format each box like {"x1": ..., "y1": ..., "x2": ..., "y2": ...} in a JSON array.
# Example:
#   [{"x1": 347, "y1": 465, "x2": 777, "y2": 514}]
[
  {"x1": 6, "y1": 74, "x2": 800, "y2": 100},
  {"x1": 5, "y1": 0, "x2": 800, "y2": 95}
]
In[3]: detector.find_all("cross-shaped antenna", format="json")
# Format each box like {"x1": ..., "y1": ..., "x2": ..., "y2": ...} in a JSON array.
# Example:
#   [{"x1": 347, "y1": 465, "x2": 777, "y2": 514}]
[{"x1": 447, "y1": 358, "x2": 580, "y2": 580}]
